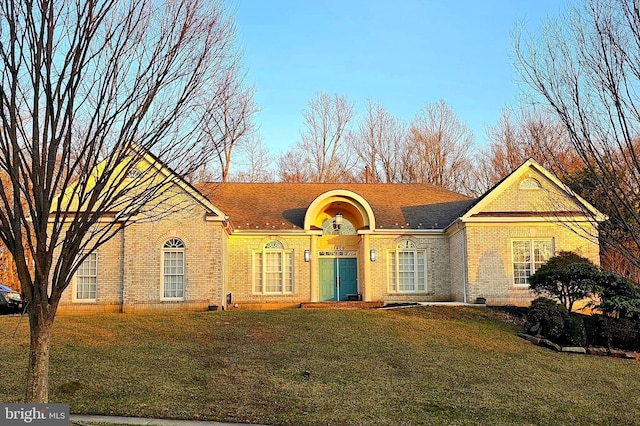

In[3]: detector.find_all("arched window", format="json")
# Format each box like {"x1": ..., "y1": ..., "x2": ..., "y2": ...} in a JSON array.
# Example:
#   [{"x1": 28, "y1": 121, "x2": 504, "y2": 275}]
[
  {"x1": 388, "y1": 240, "x2": 426, "y2": 293},
  {"x1": 520, "y1": 177, "x2": 542, "y2": 189},
  {"x1": 321, "y1": 217, "x2": 356, "y2": 235},
  {"x1": 254, "y1": 240, "x2": 294, "y2": 294},
  {"x1": 162, "y1": 238, "x2": 185, "y2": 300}
]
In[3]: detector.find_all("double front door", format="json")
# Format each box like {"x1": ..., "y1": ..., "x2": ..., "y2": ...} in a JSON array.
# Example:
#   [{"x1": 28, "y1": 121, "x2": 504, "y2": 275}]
[{"x1": 319, "y1": 258, "x2": 357, "y2": 301}]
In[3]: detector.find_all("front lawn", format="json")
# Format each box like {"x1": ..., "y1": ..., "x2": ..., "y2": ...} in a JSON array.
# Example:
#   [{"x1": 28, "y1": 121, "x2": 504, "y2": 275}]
[{"x1": 1, "y1": 306, "x2": 638, "y2": 425}]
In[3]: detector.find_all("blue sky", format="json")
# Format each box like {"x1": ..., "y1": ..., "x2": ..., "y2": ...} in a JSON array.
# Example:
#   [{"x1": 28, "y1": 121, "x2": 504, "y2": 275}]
[{"x1": 233, "y1": 0, "x2": 567, "y2": 155}]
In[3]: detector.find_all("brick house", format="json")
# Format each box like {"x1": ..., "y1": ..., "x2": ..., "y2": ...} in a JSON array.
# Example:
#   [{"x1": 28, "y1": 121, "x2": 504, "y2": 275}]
[{"x1": 57, "y1": 157, "x2": 604, "y2": 312}]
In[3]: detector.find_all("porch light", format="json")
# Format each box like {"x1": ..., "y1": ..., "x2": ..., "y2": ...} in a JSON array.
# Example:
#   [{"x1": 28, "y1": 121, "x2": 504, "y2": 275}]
[
  {"x1": 370, "y1": 249, "x2": 376, "y2": 262},
  {"x1": 304, "y1": 249, "x2": 310, "y2": 262},
  {"x1": 333, "y1": 213, "x2": 343, "y2": 231}
]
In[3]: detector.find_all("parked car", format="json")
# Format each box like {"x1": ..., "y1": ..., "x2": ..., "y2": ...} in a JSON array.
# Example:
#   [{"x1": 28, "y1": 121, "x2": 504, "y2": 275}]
[{"x1": 0, "y1": 284, "x2": 24, "y2": 313}]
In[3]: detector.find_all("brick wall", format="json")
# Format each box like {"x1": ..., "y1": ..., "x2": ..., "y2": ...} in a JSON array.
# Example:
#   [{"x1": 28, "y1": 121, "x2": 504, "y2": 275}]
[
  {"x1": 58, "y1": 191, "x2": 225, "y2": 313},
  {"x1": 225, "y1": 234, "x2": 312, "y2": 307},
  {"x1": 368, "y1": 234, "x2": 452, "y2": 303},
  {"x1": 481, "y1": 170, "x2": 580, "y2": 214},
  {"x1": 465, "y1": 221, "x2": 599, "y2": 306},
  {"x1": 449, "y1": 228, "x2": 466, "y2": 302}
]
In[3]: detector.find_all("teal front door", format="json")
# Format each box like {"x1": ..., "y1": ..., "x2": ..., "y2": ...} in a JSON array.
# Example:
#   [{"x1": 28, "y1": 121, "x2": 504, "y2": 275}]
[{"x1": 319, "y1": 258, "x2": 358, "y2": 301}]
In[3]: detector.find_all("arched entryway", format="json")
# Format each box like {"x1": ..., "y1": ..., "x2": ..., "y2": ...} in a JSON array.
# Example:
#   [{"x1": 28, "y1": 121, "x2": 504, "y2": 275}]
[
  {"x1": 318, "y1": 216, "x2": 358, "y2": 301},
  {"x1": 304, "y1": 190, "x2": 376, "y2": 302}
]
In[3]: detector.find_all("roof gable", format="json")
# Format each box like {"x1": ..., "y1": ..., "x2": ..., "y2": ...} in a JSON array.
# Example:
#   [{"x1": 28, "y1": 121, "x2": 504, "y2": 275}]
[
  {"x1": 52, "y1": 145, "x2": 226, "y2": 220},
  {"x1": 461, "y1": 159, "x2": 605, "y2": 222},
  {"x1": 133, "y1": 148, "x2": 226, "y2": 219}
]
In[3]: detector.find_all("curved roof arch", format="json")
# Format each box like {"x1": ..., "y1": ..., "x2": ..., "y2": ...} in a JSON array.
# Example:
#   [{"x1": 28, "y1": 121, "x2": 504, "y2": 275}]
[{"x1": 304, "y1": 189, "x2": 376, "y2": 231}]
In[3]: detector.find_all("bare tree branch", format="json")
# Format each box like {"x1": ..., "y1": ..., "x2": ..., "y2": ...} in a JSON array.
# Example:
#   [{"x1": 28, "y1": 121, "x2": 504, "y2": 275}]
[
  {"x1": 0, "y1": 0, "x2": 241, "y2": 402},
  {"x1": 514, "y1": 0, "x2": 640, "y2": 276},
  {"x1": 402, "y1": 100, "x2": 474, "y2": 193},
  {"x1": 294, "y1": 92, "x2": 356, "y2": 183}
]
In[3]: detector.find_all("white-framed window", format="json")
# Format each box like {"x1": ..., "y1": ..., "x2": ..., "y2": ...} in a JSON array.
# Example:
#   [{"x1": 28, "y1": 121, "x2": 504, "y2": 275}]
[
  {"x1": 162, "y1": 238, "x2": 185, "y2": 300},
  {"x1": 512, "y1": 239, "x2": 554, "y2": 286},
  {"x1": 253, "y1": 240, "x2": 294, "y2": 294},
  {"x1": 388, "y1": 240, "x2": 426, "y2": 293},
  {"x1": 74, "y1": 252, "x2": 98, "y2": 302}
]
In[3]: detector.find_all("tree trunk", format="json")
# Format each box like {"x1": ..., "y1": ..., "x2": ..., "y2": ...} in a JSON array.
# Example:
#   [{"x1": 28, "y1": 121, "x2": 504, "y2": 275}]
[{"x1": 26, "y1": 308, "x2": 54, "y2": 402}]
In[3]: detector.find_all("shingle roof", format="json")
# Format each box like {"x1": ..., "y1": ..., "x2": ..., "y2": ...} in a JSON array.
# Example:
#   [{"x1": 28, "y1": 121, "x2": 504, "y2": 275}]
[{"x1": 197, "y1": 183, "x2": 475, "y2": 231}]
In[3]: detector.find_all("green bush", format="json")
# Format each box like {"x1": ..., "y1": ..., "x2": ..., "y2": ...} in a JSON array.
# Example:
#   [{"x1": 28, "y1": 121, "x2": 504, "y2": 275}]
[
  {"x1": 596, "y1": 271, "x2": 640, "y2": 319},
  {"x1": 560, "y1": 314, "x2": 587, "y2": 347},
  {"x1": 529, "y1": 251, "x2": 599, "y2": 311},
  {"x1": 526, "y1": 297, "x2": 568, "y2": 339},
  {"x1": 581, "y1": 313, "x2": 603, "y2": 347},
  {"x1": 598, "y1": 316, "x2": 640, "y2": 351}
]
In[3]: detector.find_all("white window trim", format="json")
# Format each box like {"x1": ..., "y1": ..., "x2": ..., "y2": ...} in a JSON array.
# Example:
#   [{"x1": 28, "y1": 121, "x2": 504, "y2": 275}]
[
  {"x1": 72, "y1": 252, "x2": 98, "y2": 303},
  {"x1": 511, "y1": 238, "x2": 554, "y2": 287},
  {"x1": 387, "y1": 248, "x2": 427, "y2": 294},
  {"x1": 161, "y1": 239, "x2": 185, "y2": 301},
  {"x1": 252, "y1": 246, "x2": 294, "y2": 295}
]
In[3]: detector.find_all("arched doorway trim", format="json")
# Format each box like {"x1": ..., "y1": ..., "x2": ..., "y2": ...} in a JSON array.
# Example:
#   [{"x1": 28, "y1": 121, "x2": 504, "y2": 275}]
[{"x1": 303, "y1": 190, "x2": 376, "y2": 232}]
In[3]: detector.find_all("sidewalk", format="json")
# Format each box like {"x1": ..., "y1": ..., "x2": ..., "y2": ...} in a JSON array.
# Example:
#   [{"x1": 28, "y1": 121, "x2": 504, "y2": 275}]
[{"x1": 70, "y1": 414, "x2": 267, "y2": 426}]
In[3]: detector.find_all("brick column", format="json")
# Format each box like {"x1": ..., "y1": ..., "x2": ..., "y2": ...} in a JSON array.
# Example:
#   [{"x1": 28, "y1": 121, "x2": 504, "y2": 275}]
[
  {"x1": 310, "y1": 235, "x2": 318, "y2": 302},
  {"x1": 362, "y1": 233, "x2": 371, "y2": 302}
]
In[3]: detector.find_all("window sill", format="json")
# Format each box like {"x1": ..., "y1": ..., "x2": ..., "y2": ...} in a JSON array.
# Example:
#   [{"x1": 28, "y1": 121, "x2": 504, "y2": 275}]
[{"x1": 510, "y1": 285, "x2": 533, "y2": 291}]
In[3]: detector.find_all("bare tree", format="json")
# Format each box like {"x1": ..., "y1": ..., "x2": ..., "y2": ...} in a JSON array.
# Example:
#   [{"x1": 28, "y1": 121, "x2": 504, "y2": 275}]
[
  {"x1": 296, "y1": 92, "x2": 356, "y2": 183},
  {"x1": 401, "y1": 100, "x2": 474, "y2": 193},
  {"x1": 277, "y1": 148, "x2": 313, "y2": 183},
  {"x1": 230, "y1": 136, "x2": 275, "y2": 182},
  {"x1": 350, "y1": 99, "x2": 407, "y2": 183},
  {"x1": 0, "y1": 0, "x2": 240, "y2": 402},
  {"x1": 200, "y1": 68, "x2": 258, "y2": 183},
  {"x1": 514, "y1": 0, "x2": 640, "y2": 274},
  {"x1": 473, "y1": 107, "x2": 581, "y2": 195}
]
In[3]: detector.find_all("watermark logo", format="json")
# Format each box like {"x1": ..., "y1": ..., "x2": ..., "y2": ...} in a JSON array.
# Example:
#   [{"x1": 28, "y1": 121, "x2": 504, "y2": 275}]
[{"x1": 1, "y1": 404, "x2": 69, "y2": 425}]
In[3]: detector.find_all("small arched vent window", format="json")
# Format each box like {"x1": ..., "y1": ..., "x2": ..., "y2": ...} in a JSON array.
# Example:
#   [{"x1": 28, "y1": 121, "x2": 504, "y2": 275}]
[
  {"x1": 127, "y1": 168, "x2": 144, "y2": 179},
  {"x1": 264, "y1": 240, "x2": 284, "y2": 250},
  {"x1": 397, "y1": 240, "x2": 417, "y2": 249},
  {"x1": 520, "y1": 177, "x2": 542, "y2": 189}
]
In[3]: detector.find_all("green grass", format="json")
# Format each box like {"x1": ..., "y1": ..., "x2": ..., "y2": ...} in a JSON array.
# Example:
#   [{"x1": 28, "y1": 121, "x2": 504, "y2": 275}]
[{"x1": 1, "y1": 306, "x2": 640, "y2": 425}]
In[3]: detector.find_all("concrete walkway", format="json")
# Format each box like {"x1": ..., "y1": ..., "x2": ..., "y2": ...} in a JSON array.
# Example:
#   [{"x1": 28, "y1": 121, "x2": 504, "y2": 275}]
[{"x1": 70, "y1": 414, "x2": 266, "y2": 426}]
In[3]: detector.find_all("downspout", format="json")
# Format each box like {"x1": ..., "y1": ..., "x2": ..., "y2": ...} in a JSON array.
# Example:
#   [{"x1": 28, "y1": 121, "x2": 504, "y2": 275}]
[{"x1": 221, "y1": 216, "x2": 231, "y2": 309}]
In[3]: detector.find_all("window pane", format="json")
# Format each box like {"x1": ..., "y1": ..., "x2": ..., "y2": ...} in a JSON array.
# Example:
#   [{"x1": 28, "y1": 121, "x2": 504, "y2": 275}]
[
  {"x1": 512, "y1": 241, "x2": 530, "y2": 262},
  {"x1": 513, "y1": 263, "x2": 531, "y2": 285},
  {"x1": 389, "y1": 253, "x2": 397, "y2": 292},
  {"x1": 533, "y1": 240, "x2": 553, "y2": 271},
  {"x1": 254, "y1": 248, "x2": 292, "y2": 294},
  {"x1": 398, "y1": 251, "x2": 416, "y2": 292},
  {"x1": 76, "y1": 253, "x2": 97, "y2": 300},
  {"x1": 254, "y1": 252, "x2": 263, "y2": 293},
  {"x1": 265, "y1": 252, "x2": 282, "y2": 293},
  {"x1": 285, "y1": 252, "x2": 294, "y2": 293},
  {"x1": 513, "y1": 241, "x2": 532, "y2": 285},
  {"x1": 512, "y1": 240, "x2": 553, "y2": 286},
  {"x1": 417, "y1": 251, "x2": 425, "y2": 292},
  {"x1": 164, "y1": 250, "x2": 184, "y2": 298}
]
